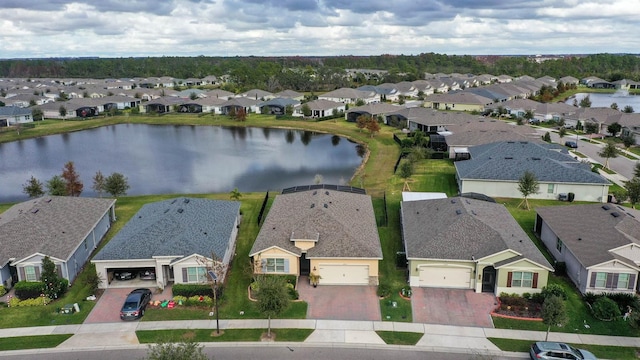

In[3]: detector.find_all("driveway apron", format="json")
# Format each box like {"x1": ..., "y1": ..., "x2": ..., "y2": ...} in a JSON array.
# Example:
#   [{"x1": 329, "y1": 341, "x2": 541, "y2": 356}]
[
  {"x1": 298, "y1": 277, "x2": 381, "y2": 321},
  {"x1": 412, "y1": 288, "x2": 497, "y2": 328},
  {"x1": 84, "y1": 288, "x2": 145, "y2": 323}
]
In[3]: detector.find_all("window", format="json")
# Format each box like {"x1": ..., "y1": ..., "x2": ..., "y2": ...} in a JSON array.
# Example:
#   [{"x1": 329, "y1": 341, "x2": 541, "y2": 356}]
[
  {"x1": 547, "y1": 184, "x2": 555, "y2": 194},
  {"x1": 511, "y1": 271, "x2": 533, "y2": 287},
  {"x1": 556, "y1": 238, "x2": 563, "y2": 252},
  {"x1": 265, "y1": 258, "x2": 286, "y2": 273},
  {"x1": 617, "y1": 273, "x2": 630, "y2": 289},
  {"x1": 24, "y1": 266, "x2": 37, "y2": 282},
  {"x1": 186, "y1": 267, "x2": 207, "y2": 283},
  {"x1": 595, "y1": 272, "x2": 607, "y2": 288}
]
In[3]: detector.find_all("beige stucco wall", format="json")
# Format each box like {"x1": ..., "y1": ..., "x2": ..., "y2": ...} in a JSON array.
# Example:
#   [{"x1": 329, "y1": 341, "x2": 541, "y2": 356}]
[
  {"x1": 460, "y1": 179, "x2": 608, "y2": 203},
  {"x1": 254, "y1": 247, "x2": 299, "y2": 276},
  {"x1": 495, "y1": 260, "x2": 550, "y2": 296},
  {"x1": 294, "y1": 241, "x2": 316, "y2": 251}
]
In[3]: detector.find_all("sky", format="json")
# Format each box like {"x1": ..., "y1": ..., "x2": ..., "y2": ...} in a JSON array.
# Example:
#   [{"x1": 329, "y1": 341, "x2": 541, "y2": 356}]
[{"x1": 1, "y1": 0, "x2": 638, "y2": 59}]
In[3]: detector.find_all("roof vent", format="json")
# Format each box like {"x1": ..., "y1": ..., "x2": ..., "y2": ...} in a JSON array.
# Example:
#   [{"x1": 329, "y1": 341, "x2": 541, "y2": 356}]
[
  {"x1": 505, "y1": 157, "x2": 513, "y2": 160},
  {"x1": 611, "y1": 212, "x2": 620, "y2": 218},
  {"x1": 531, "y1": 157, "x2": 541, "y2": 160},
  {"x1": 171, "y1": 199, "x2": 177, "y2": 204},
  {"x1": 324, "y1": 204, "x2": 328, "y2": 208},
  {"x1": 602, "y1": 205, "x2": 610, "y2": 210},
  {"x1": 313, "y1": 191, "x2": 317, "y2": 195},
  {"x1": 177, "y1": 208, "x2": 184, "y2": 213},
  {"x1": 455, "y1": 209, "x2": 462, "y2": 215},
  {"x1": 451, "y1": 199, "x2": 456, "y2": 204},
  {"x1": 45, "y1": 198, "x2": 52, "y2": 203},
  {"x1": 164, "y1": 209, "x2": 170, "y2": 213},
  {"x1": 325, "y1": 191, "x2": 329, "y2": 195},
  {"x1": 31, "y1": 208, "x2": 39, "y2": 214},
  {"x1": 310, "y1": 203, "x2": 315, "y2": 208},
  {"x1": 184, "y1": 199, "x2": 190, "y2": 204}
]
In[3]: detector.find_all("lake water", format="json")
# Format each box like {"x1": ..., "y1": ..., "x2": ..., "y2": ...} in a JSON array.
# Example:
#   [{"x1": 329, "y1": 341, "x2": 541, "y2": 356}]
[
  {"x1": 565, "y1": 91, "x2": 640, "y2": 112},
  {"x1": 0, "y1": 124, "x2": 365, "y2": 203}
]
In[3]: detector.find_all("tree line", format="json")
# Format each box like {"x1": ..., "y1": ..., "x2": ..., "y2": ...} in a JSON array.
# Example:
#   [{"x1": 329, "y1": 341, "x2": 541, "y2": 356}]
[{"x1": 22, "y1": 161, "x2": 130, "y2": 198}]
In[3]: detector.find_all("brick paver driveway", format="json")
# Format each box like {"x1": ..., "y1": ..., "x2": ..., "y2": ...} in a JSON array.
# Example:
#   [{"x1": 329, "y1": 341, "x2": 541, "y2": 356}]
[
  {"x1": 297, "y1": 277, "x2": 381, "y2": 321},
  {"x1": 84, "y1": 286, "x2": 166, "y2": 323},
  {"x1": 412, "y1": 288, "x2": 498, "y2": 328}
]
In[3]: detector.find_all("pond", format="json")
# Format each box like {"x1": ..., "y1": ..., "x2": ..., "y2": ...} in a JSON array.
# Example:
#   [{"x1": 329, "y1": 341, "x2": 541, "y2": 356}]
[
  {"x1": 565, "y1": 91, "x2": 640, "y2": 112},
  {"x1": 0, "y1": 124, "x2": 365, "y2": 203}
]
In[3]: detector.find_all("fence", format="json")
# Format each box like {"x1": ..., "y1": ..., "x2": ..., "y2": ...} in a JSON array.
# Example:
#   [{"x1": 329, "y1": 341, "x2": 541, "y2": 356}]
[
  {"x1": 392, "y1": 133, "x2": 402, "y2": 145},
  {"x1": 256, "y1": 191, "x2": 270, "y2": 226}
]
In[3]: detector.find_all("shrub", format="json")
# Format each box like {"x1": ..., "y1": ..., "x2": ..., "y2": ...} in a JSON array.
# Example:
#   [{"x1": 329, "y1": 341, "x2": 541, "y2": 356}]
[
  {"x1": 14, "y1": 281, "x2": 44, "y2": 300},
  {"x1": 186, "y1": 295, "x2": 213, "y2": 307},
  {"x1": 0, "y1": 285, "x2": 6, "y2": 297},
  {"x1": 171, "y1": 284, "x2": 214, "y2": 298},
  {"x1": 541, "y1": 284, "x2": 567, "y2": 300},
  {"x1": 172, "y1": 295, "x2": 187, "y2": 305},
  {"x1": 287, "y1": 287, "x2": 299, "y2": 300},
  {"x1": 377, "y1": 283, "x2": 391, "y2": 298},
  {"x1": 9, "y1": 296, "x2": 50, "y2": 307},
  {"x1": 591, "y1": 297, "x2": 621, "y2": 321},
  {"x1": 499, "y1": 293, "x2": 528, "y2": 307},
  {"x1": 531, "y1": 292, "x2": 546, "y2": 304}
]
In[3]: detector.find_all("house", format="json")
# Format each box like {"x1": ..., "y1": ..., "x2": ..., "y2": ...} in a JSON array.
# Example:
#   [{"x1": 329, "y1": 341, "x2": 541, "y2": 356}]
[
  {"x1": 0, "y1": 106, "x2": 33, "y2": 127},
  {"x1": 345, "y1": 102, "x2": 402, "y2": 122},
  {"x1": 535, "y1": 204, "x2": 640, "y2": 294},
  {"x1": 274, "y1": 90, "x2": 305, "y2": 101},
  {"x1": 423, "y1": 92, "x2": 493, "y2": 112},
  {"x1": 387, "y1": 107, "x2": 481, "y2": 133},
  {"x1": 258, "y1": 98, "x2": 301, "y2": 115},
  {"x1": 221, "y1": 97, "x2": 260, "y2": 115},
  {"x1": 319, "y1": 88, "x2": 380, "y2": 104},
  {"x1": 611, "y1": 113, "x2": 640, "y2": 141},
  {"x1": 92, "y1": 198, "x2": 240, "y2": 289},
  {"x1": 249, "y1": 185, "x2": 382, "y2": 285},
  {"x1": 238, "y1": 89, "x2": 274, "y2": 101},
  {"x1": 0, "y1": 196, "x2": 116, "y2": 289},
  {"x1": 455, "y1": 141, "x2": 611, "y2": 202},
  {"x1": 292, "y1": 99, "x2": 345, "y2": 118},
  {"x1": 401, "y1": 197, "x2": 553, "y2": 294}
]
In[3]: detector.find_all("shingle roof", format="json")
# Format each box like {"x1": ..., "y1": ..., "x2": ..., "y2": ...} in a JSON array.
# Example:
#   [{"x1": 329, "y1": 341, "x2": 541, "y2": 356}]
[
  {"x1": 536, "y1": 204, "x2": 640, "y2": 267},
  {"x1": 444, "y1": 120, "x2": 541, "y2": 146},
  {"x1": 455, "y1": 141, "x2": 610, "y2": 184},
  {"x1": 401, "y1": 197, "x2": 551, "y2": 269},
  {"x1": 0, "y1": 196, "x2": 116, "y2": 266},
  {"x1": 250, "y1": 189, "x2": 382, "y2": 259},
  {"x1": 93, "y1": 198, "x2": 240, "y2": 261}
]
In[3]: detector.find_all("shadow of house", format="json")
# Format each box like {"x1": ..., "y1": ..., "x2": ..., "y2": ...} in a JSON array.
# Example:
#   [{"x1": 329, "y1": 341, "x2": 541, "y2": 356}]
[{"x1": 76, "y1": 106, "x2": 99, "y2": 118}]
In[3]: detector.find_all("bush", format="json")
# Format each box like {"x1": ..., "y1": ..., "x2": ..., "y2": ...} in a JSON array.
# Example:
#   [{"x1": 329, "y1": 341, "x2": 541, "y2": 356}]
[
  {"x1": 377, "y1": 283, "x2": 391, "y2": 298},
  {"x1": 287, "y1": 286, "x2": 299, "y2": 300},
  {"x1": 592, "y1": 297, "x2": 621, "y2": 321},
  {"x1": 541, "y1": 283, "x2": 567, "y2": 300},
  {"x1": 531, "y1": 292, "x2": 546, "y2": 304},
  {"x1": 0, "y1": 285, "x2": 6, "y2": 297},
  {"x1": 499, "y1": 293, "x2": 528, "y2": 307},
  {"x1": 14, "y1": 281, "x2": 44, "y2": 300},
  {"x1": 171, "y1": 284, "x2": 214, "y2": 298},
  {"x1": 9, "y1": 296, "x2": 50, "y2": 307},
  {"x1": 172, "y1": 295, "x2": 188, "y2": 305},
  {"x1": 186, "y1": 295, "x2": 213, "y2": 307}
]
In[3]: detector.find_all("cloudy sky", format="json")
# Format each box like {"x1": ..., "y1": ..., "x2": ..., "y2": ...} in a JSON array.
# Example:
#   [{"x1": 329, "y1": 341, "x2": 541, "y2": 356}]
[{"x1": 1, "y1": 0, "x2": 638, "y2": 59}]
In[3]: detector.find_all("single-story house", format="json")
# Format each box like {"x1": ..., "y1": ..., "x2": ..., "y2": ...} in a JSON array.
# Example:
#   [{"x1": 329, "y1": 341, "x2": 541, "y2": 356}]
[
  {"x1": 249, "y1": 185, "x2": 382, "y2": 285},
  {"x1": 319, "y1": 88, "x2": 380, "y2": 104},
  {"x1": 292, "y1": 99, "x2": 345, "y2": 118},
  {"x1": 92, "y1": 197, "x2": 240, "y2": 289},
  {"x1": 423, "y1": 92, "x2": 494, "y2": 112},
  {"x1": 455, "y1": 141, "x2": 611, "y2": 202},
  {"x1": 345, "y1": 102, "x2": 402, "y2": 122},
  {"x1": 535, "y1": 204, "x2": 640, "y2": 294},
  {"x1": 0, "y1": 106, "x2": 33, "y2": 127},
  {"x1": 258, "y1": 98, "x2": 301, "y2": 115},
  {"x1": 401, "y1": 197, "x2": 553, "y2": 294},
  {"x1": 0, "y1": 196, "x2": 116, "y2": 289}
]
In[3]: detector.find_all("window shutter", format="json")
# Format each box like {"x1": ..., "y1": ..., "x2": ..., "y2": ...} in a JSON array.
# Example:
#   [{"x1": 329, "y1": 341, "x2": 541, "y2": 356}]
[
  {"x1": 590, "y1": 273, "x2": 597, "y2": 287},
  {"x1": 629, "y1": 274, "x2": 636, "y2": 290},
  {"x1": 261, "y1": 259, "x2": 267, "y2": 273},
  {"x1": 532, "y1": 273, "x2": 539, "y2": 289},
  {"x1": 35, "y1": 267, "x2": 41, "y2": 281},
  {"x1": 506, "y1": 272, "x2": 512, "y2": 287},
  {"x1": 612, "y1": 273, "x2": 620, "y2": 289},
  {"x1": 182, "y1": 268, "x2": 188, "y2": 283},
  {"x1": 56, "y1": 265, "x2": 63, "y2": 278},
  {"x1": 284, "y1": 259, "x2": 290, "y2": 273},
  {"x1": 19, "y1": 267, "x2": 25, "y2": 281},
  {"x1": 605, "y1": 273, "x2": 614, "y2": 289}
]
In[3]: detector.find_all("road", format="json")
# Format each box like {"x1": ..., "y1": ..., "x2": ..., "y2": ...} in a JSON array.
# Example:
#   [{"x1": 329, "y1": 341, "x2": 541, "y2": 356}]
[{"x1": 0, "y1": 345, "x2": 526, "y2": 360}]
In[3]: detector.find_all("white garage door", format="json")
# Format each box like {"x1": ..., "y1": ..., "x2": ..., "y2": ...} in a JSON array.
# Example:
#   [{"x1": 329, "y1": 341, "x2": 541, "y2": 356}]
[
  {"x1": 318, "y1": 264, "x2": 369, "y2": 285},
  {"x1": 418, "y1": 267, "x2": 472, "y2": 288}
]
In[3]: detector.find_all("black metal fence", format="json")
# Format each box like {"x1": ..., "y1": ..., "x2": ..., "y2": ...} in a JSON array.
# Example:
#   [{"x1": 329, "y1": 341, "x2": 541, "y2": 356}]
[
  {"x1": 393, "y1": 133, "x2": 402, "y2": 145},
  {"x1": 257, "y1": 191, "x2": 270, "y2": 225}
]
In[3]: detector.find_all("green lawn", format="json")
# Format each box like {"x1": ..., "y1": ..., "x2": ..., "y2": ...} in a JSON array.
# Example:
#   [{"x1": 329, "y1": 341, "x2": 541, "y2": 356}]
[
  {"x1": 0, "y1": 334, "x2": 73, "y2": 351},
  {"x1": 488, "y1": 338, "x2": 639, "y2": 360},
  {"x1": 136, "y1": 328, "x2": 313, "y2": 343},
  {"x1": 376, "y1": 331, "x2": 423, "y2": 345}
]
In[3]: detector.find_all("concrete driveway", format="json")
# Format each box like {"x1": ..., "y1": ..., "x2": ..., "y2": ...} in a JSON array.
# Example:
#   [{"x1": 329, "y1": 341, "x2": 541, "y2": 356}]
[
  {"x1": 297, "y1": 277, "x2": 381, "y2": 321},
  {"x1": 412, "y1": 288, "x2": 497, "y2": 328}
]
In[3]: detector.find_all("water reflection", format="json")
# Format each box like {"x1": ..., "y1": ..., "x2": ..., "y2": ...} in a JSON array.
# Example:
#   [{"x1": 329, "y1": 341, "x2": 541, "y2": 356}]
[
  {"x1": 285, "y1": 129, "x2": 295, "y2": 144},
  {"x1": 331, "y1": 135, "x2": 341, "y2": 146}
]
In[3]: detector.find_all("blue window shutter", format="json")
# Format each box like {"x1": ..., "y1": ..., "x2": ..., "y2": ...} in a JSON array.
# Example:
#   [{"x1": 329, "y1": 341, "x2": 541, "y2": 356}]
[
  {"x1": 182, "y1": 268, "x2": 188, "y2": 283},
  {"x1": 284, "y1": 259, "x2": 290, "y2": 273},
  {"x1": 629, "y1": 274, "x2": 636, "y2": 290},
  {"x1": 19, "y1": 267, "x2": 25, "y2": 281},
  {"x1": 605, "y1": 273, "x2": 614, "y2": 289},
  {"x1": 35, "y1": 267, "x2": 41, "y2": 281},
  {"x1": 590, "y1": 273, "x2": 597, "y2": 287}
]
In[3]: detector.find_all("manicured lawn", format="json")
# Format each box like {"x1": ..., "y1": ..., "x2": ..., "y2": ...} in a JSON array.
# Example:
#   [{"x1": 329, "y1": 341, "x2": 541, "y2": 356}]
[
  {"x1": 376, "y1": 331, "x2": 423, "y2": 345},
  {"x1": 0, "y1": 334, "x2": 73, "y2": 351},
  {"x1": 136, "y1": 328, "x2": 313, "y2": 343},
  {"x1": 488, "y1": 338, "x2": 639, "y2": 360}
]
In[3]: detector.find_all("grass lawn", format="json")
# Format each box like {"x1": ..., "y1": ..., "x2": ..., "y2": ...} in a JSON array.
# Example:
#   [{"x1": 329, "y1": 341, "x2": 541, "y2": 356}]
[
  {"x1": 0, "y1": 334, "x2": 73, "y2": 351},
  {"x1": 136, "y1": 328, "x2": 313, "y2": 343},
  {"x1": 488, "y1": 338, "x2": 639, "y2": 360},
  {"x1": 376, "y1": 331, "x2": 423, "y2": 345}
]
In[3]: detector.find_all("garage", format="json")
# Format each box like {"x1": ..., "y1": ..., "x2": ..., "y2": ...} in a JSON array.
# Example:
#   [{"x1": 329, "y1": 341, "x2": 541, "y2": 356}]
[
  {"x1": 318, "y1": 264, "x2": 369, "y2": 285},
  {"x1": 418, "y1": 266, "x2": 472, "y2": 288},
  {"x1": 104, "y1": 267, "x2": 158, "y2": 288}
]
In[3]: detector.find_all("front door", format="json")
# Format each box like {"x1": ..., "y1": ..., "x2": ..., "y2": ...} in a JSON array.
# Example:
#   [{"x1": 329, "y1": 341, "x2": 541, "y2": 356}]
[
  {"x1": 482, "y1": 266, "x2": 496, "y2": 293},
  {"x1": 299, "y1": 253, "x2": 310, "y2": 276}
]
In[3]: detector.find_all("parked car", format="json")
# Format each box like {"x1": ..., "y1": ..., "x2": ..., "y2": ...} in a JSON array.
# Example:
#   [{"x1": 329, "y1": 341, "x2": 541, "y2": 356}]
[
  {"x1": 120, "y1": 288, "x2": 152, "y2": 321},
  {"x1": 114, "y1": 270, "x2": 137, "y2": 281},
  {"x1": 139, "y1": 269, "x2": 156, "y2": 280},
  {"x1": 565, "y1": 141, "x2": 578, "y2": 148},
  {"x1": 530, "y1": 341, "x2": 597, "y2": 359}
]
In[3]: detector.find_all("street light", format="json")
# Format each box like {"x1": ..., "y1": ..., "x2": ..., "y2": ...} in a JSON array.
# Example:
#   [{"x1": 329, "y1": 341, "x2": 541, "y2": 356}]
[{"x1": 207, "y1": 270, "x2": 220, "y2": 334}]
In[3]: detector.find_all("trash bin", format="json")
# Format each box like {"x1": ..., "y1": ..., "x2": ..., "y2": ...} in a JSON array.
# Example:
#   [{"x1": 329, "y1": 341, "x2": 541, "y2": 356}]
[{"x1": 60, "y1": 304, "x2": 75, "y2": 314}]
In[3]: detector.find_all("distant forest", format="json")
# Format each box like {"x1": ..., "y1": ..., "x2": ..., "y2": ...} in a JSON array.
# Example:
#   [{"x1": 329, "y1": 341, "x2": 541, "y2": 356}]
[{"x1": 1, "y1": 53, "x2": 639, "y2": 93}]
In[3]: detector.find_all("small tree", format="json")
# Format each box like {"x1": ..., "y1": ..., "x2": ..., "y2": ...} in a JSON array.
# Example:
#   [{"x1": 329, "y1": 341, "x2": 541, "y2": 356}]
[
  {"x1": 622, "y1": 134, "x2": 636, "y2": 150},
  {"x1": 598, "y1": 141, "x2": 618, "y2": 170},
  {"x1": 542, "y1": 295, "x2": 567, "y2": 341},
  {"x1": 585, "y1": 122, "x2": 599, "y2": 135},
  {"x1": 61, "y1": 161, "x2": 83, "y2": 196},
  {"x1": 623, "y1": 105, "x2": 634, "y2": 113},
  {"x1": 104, "y1": 172, "x2": 130, "y2": 197},
  {"x1": 22, "y1": 176, "x2": 45, "y2": 198},
  {"x1": 46, "y1": 175, "x2": 68, "y2": 196},
  {"x1": 579, "y1": 95, "x2": 592, "y2": 108},
  {"x1": 41, "y1": 256, "x2": 67, "y2": 299},
  {"x1": 607, "y1": 122, "x2": 622, "y2": 137},
  {"x1": 59, "y1": 105, "x2": 67, "y2": 120},
  {"x1": 92, "y1": 171, "x2": 106, "y2": 198},
  {"x1": 558, "y1": 127, "x2": 567, "y2": 139},
  {"x1": 254, "y1": 275, "x2": 290, "y2": 339},
  {"x1": 626, "y1": 177, "x2": 640, "y2": 209},
  {"x1": 365, "y1": 118, "x2": 380, "y2": 137},
  {"x1": 542, "y1": 132, "x2": 551, "y2": 142},
  {"x1": 634, "y1": 162, "x2": 640, "y2": 178},
  {"x1": 610, "y1": 102, "x2": 619, "y2": 110},
  {"x1": 355, "y1": 114, "x2": 369, "y2": 132},
  {"x1": 313, "y1": 174, "x2": 324, "y2": 184},
  {"x1": 144, "y1": 340, "x2": 210, "y2": 360},
  {"x1": 230, "y1": 187, "x2": 242, "y2": 200},
  {"x1": 301, "y1": 103, "x2": 311, "y2": 117},
  {"x1": 518, "y1": 171, "x2": 539, "y2": 210},
  {"x1": 235, "y1": 107, "x2": 247, "y2": 121}
]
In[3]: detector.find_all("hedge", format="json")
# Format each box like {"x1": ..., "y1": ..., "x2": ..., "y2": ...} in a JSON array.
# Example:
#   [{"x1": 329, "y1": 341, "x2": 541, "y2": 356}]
[
  {"x1": 14, "y1": 281, "x2": 44, "y2": 300},
  {"x1": 171, "y1": 283, "x2": 214, "y2": 297},
  {"x1": 0, "y1": 285, "x2": 6, "y2": 297}
]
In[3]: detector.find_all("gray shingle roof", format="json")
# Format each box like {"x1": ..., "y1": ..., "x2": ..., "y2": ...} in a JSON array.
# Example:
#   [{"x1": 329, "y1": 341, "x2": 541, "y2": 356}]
[
  {"x1": 455, "y1": 141, "x2": 610, "y2": 184},
  {"x1": 93, "y1": 198, "x2": 240, "y2": 261},
  {"x1": 536, "y1": 204, "x2": 640, "y2": 267},
  {"x1": 0, "y1": 196, "x2": 116, "y2": 266},
  {"x1": 250, "y1": 189, "x2": 382, "y2": 259},
  {"x1": 401, "y1": 197, "x2": 551, "y2": 269}
]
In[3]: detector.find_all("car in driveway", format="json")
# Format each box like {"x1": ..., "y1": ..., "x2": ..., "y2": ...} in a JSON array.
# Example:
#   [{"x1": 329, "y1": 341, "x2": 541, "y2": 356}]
[
  {"x1": 530, "y1": 341, "x2": 597, "y2": 359},
  {"x1": 114, "y1": 270, "x2": 137, "y2": 281},
  {"x1": 120, "y1": 288, "x2": 152, "y2": 321},
  {"x1": 565, "y1": 140, "x2": 578, "y2": 148}
]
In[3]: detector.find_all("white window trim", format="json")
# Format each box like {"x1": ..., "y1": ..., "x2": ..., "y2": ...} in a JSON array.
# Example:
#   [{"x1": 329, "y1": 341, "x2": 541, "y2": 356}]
[{"x1": 511, "y1": 271, "x2": 533, "y2": 288}]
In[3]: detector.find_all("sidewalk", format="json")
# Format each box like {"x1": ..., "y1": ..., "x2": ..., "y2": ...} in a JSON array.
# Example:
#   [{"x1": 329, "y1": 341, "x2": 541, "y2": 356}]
[{"x1": 1, "y1": 319, "x2": 639, "y2": 355}]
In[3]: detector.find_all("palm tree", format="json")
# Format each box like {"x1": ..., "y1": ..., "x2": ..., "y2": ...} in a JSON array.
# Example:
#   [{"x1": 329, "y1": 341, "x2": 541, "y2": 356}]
[{"x1": 230, "y1": 188, "x2": 242, "y2": 200}]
